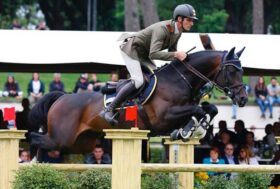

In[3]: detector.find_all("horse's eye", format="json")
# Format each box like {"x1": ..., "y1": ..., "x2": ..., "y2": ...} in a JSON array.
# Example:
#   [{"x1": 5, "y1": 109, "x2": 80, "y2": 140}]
[{"x1": 227, "y1": 66, "x2": 236, "y2": 72}]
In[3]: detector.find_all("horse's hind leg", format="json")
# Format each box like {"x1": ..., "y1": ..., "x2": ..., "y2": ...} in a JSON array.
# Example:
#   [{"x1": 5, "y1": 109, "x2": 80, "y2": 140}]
[{"x1": 30, "y1": 132, "x2": 58, "y2": 150}]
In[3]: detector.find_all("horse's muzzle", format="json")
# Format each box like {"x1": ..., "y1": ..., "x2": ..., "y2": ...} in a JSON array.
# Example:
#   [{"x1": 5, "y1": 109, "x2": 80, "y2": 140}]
[{"x1": 238, "y1": 96, "x2": 248, "y2": 107}]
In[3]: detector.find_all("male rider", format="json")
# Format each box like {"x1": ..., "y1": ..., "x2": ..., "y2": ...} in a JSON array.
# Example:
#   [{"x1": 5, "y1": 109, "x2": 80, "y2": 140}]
[{"x1": 100, "y1": 4, "x2": 198, "y2": 124}]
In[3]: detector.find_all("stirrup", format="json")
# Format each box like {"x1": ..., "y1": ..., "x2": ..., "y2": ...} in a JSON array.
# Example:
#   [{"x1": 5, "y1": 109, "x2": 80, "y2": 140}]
[{"x1": 99, "y1": 109, "x2": 118, "y2": 125}]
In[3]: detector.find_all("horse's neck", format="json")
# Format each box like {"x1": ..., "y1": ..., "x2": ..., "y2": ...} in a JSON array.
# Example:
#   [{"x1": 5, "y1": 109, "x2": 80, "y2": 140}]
[
  {"x1": 153, "y1": 51, "x2": 222, "y2": 97},
  {"x1": 189, "y1": 51, "x2": 222, "y2": 77}
]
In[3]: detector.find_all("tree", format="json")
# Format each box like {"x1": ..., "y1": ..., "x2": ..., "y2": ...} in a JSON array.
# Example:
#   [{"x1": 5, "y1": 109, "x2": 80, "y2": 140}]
[
  {"x1": 124, "y1": 0, "x2": 140, "y2": 31},
  {"x1": 252, "y1": 0, "x2": 264, "y2": 34},
  {"x1": 38, "y1": 0, "x2": 87, "y2": 30},
  {"x1": 139, "y1": 0, "x2": 159, "y2": 28},
  {"x1": 224, "y1": 0, "x2": 252, "y2": 33}
]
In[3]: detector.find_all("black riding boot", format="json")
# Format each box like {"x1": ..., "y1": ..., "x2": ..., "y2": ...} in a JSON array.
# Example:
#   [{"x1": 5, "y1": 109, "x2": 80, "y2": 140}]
[{"x1": 100, "y1": 81, "x2": 137, "y2": 124}]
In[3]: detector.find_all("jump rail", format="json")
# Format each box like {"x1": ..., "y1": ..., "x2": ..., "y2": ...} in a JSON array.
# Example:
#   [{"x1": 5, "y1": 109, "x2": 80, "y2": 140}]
[
  {"x1": 19, "y1": 163, "x2": 280, "y2": 173},
  {"x1": 1, "y1": 129, "x2": 280, "y2": 189}
]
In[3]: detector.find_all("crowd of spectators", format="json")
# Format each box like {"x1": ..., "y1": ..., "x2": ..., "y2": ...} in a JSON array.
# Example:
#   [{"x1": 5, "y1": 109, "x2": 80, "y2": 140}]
[
  {"x1": 199, "y1": 118, "x2": 280, "y2": 180},
  {"x1": 0, "y1": 72, "x2": 117, "y2": 102}
]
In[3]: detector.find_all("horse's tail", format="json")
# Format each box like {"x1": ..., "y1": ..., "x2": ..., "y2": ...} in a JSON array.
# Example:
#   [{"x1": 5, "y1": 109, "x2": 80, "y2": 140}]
[{"x1": 28, "y1": 91, "x2": 65, "y2": 133}]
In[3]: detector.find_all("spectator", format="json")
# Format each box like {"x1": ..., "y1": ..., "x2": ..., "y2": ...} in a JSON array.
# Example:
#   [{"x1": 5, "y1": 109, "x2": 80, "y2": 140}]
[
  {"x1": 267, "y1": 76, "x2": 280, "y2": 118},
  {"x1": 36, "y1": 20, "x2": 49, "y2": 30},
  {"x1": 16, "y1": 98, "x2": 30, "y2": 130},
  {"x1": 49, "y1": 73, "x2": 65, "y2": 92},
  {"x1": 0, "y1": 110, "x2": 8, "y2": 129},
  {"x1": 234, "y1": 119, "x2": 248, "y2": 146},
  {"x1": 244, "y1": 132, "x2": 260, "y2": 157},
  {"x1": 73, "y1": 74, "x2": 89, "y2": 93},
  {"x1": 110, "y1": 71, "x2": 119, "y2": 82},
  {"x1": 238, "y1": 146, "x2": 259, "y2": 165},
  {"x1": 84, "y1": 144, "x2": 112, "y2": 164},
  {"x1": 19, "y1": 149, "x2": 31, "y2": 163},
  {"x1": 222, "y1": 143, "x2": 239, "y2": 179},
  {"x1": 254, "y1": 76, "x2": 272, "y2": 118},
  {"x1": 273, "y1": 121, "x2": 280, "y2": 136},
  {"x1": 213, "y1": 120, "x2": 236, "y2": 144},
  {"x1": 89, "y1": 73, "x2": 104, "y2": 92},
  {"x1": 101, "y1": 72, "x2": 119, "y2": 94},
  {"x1": 27, "y1": 72, "x2": 45, "y2": 106},
  {"x1": 231, "y1": 104, "x2": 237, "y2": 119},
  {"x1": 2, "y1": 75, "x2": 23, "y2": 99},
  {"x1": 213, "y1": 131, "x2": 232, "y2": 156},
  {"x1": 263, "y1": 123, "x2": 279, "y2": 153},
  {"x1": 202, "y1": 147, "x2": 225, "y2": 176},
  {"x1": 11, "y1": 19, "x2": 22, "y2": 29}
]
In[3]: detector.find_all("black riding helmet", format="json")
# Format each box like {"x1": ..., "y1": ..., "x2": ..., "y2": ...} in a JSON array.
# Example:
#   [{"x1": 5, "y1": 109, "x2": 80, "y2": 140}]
[{"x1": 173, "y1": 4, "x2": 198, "y2": 20}]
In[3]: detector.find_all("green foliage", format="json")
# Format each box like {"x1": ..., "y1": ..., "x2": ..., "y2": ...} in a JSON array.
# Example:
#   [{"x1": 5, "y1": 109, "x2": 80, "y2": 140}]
[
  {"x1": 198, "y1": 10, "x2": 228, "y2": 33},
  {"x1": 235, "y1": 173, "x2": 272, "y2": 189},
  {"x1": 149, "y1": 147, "x2": 165, "y2": 163},
  {"x1": 196, "y1": 173, "x2": 273, "y2": 189},
  {"x1": 156, "y1": 0, "x2": 227, "y2": 33},
  {"x1": 13, "y1": 164, "x2": 69, "y2": 189},
  {"x1": 141, "y1": 173, "x2": 176, "y2": 189},
  {"x1": 0, "y1": 14, "x2": 12, "y2": 28},
  {"x1": 111, "y1": 0, "x2": 125, "y2": 31},
  {"x1": 77, "y1": 169, "x2": 111, "y2": 189},
  {"x1": 201, "y1": 175, "x2": 238, "y2": 189}
]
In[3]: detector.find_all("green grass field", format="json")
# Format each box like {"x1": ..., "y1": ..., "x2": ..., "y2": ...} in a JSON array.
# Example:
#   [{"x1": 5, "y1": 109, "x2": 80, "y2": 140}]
[{"x1": 0, "y1": 72, "x2": 110, "y2": 98}]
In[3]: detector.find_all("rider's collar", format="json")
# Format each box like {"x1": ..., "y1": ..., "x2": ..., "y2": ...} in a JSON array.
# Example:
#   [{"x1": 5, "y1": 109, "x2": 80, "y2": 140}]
[{"x1": 174, "y1": 22, "x2": 179, "y2": 34}]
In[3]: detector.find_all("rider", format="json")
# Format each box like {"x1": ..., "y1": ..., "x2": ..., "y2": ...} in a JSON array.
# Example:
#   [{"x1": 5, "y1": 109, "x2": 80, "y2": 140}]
[{"x1": 100, "y1": 4, "x2": 198, "y2": 124}]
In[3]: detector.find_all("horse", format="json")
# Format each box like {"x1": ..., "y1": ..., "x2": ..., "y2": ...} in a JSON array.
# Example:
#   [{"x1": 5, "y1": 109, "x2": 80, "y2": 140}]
[{"x1": 29, "y1": 47, "x2": 248, "y2": 154}]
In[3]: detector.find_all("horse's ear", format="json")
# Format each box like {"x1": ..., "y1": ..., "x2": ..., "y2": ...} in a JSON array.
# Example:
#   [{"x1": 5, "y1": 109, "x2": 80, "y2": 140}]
[
  {"x1": 226, "y1": 47, "x2": 236, "y2": 60},
  {"x1": 236, "y1": 47, "x2": 246, "y2": 58}
]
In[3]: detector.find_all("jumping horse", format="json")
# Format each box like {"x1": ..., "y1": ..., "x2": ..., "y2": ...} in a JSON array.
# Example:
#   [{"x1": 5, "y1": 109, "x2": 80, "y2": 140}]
[{"x1": 29, "y1": 47, "x2": 248, "y2": 154}]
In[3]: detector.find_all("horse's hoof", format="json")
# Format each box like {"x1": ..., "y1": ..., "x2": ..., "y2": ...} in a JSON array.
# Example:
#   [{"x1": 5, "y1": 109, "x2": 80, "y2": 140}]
[
  {"x1": 182, "y1": 138, "x2": 190, "y2": 142},
  {"x1": 170, "y1": 129, "x2": 180, "y2": 141}
]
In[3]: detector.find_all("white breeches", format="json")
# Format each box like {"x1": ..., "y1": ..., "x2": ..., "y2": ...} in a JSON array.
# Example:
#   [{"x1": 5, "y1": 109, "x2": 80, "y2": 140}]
[{"x1": 121, "y1": 51, "x2": 144, "y2": 89}]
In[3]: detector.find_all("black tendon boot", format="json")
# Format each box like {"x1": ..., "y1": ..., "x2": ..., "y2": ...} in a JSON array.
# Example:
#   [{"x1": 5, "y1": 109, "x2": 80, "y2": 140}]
[{"x1": 100, "y1": 81, "x2": 137, "y2": 125}]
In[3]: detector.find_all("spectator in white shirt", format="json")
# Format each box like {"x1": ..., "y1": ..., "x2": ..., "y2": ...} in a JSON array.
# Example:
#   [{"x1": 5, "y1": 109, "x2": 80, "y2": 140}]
[
  {"x1": 238, "y1": 146, "x2": 259, "y2": 165},
  {"x1": 27, "y1": 72, "x2": 45, "y2": 106}
]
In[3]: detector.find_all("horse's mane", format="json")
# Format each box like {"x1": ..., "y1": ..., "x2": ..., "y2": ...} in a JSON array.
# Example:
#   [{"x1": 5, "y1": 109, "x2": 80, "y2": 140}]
[
  {"x1": 188, "y1": 50, "x2": 225, "y2": 60},
  {"x1": 155, "y1": 50, "x2": 225, "y2": 72}
]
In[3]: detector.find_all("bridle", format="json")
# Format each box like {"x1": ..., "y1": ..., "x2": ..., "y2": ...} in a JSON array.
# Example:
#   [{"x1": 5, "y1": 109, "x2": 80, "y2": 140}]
[{"x1": 179, "y1": 51, "x2": 245, "y2": 99}]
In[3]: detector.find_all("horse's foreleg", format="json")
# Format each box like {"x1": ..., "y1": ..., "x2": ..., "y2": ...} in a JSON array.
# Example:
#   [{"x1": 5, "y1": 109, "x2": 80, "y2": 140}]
[
  {"x1": 170, "y1": 103, "x2": 218, "y2": 140},
  {"x1": 30, "y1": 132, "x2": 58, "y2": 150}
]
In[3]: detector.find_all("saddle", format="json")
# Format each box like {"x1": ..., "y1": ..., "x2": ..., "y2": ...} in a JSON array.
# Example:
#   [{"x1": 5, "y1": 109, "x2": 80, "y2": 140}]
[{"x1": 103, "y1": 66, "x2": 157, "y2": 108}]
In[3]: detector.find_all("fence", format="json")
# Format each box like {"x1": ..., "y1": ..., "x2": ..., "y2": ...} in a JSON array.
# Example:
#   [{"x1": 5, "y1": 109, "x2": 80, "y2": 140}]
[{"x1": 1, "y1": 129, "x2": 280, "y2": 189}]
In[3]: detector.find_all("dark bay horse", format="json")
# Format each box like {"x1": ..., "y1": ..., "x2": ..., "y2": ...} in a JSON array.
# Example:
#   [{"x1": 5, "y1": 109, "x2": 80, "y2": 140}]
[{"x1": 29, "y1": 47, "x2": 247, "y2": 154}]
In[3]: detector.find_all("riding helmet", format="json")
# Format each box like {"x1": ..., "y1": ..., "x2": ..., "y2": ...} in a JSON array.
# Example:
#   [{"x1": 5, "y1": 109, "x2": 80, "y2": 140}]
[{"x1": 173, "y1": 4, "x2": 198, "y2": 20}]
